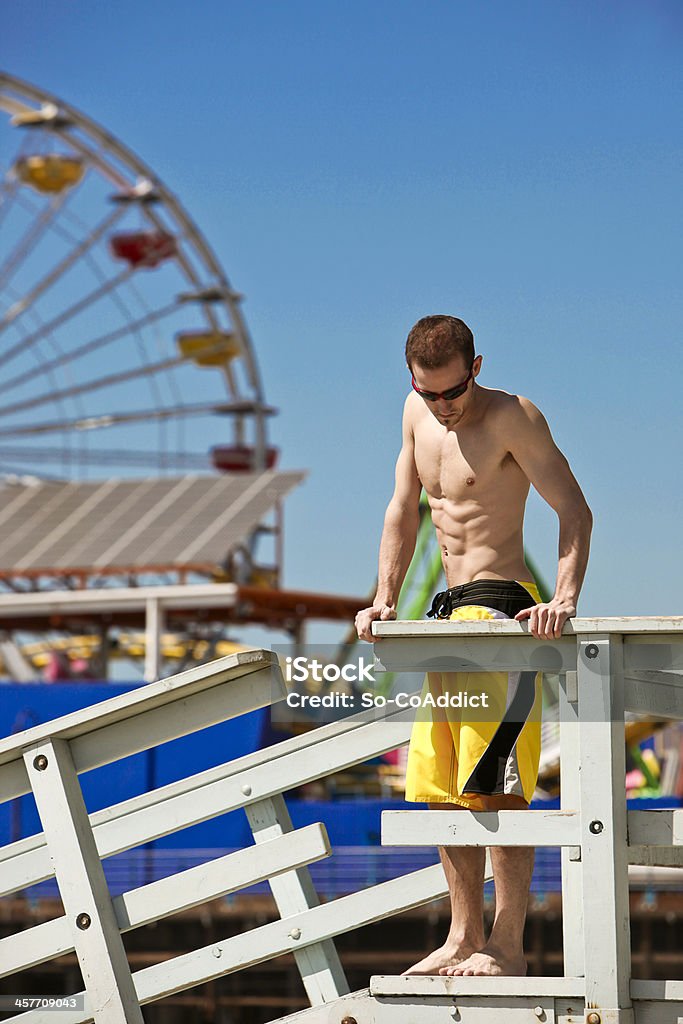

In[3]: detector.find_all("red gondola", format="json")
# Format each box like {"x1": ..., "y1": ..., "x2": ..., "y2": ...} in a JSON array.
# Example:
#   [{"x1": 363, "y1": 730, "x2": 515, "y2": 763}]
[
  {"x1": 109, "y1": 231, "x2": 177, "y2": 268},
  {"x1": 211, "y1": 445, "x2": 279, "y2": 473}
]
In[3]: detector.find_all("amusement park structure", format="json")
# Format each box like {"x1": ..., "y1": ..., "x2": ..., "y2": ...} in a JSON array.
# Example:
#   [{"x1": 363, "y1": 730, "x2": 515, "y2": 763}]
[{"x1": 0, "y1": 71, "x2": 365, "y2": 678}]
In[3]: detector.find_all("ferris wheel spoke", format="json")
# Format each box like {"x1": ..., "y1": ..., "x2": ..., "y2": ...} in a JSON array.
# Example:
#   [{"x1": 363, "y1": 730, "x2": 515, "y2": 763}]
[
  {"x1": 0, "y1": 400, "x2": 276, "y2": 438},
  {"x1": 126, "y1": 283, "x2": 186, "y2": 407},
  {"x1": 0, "y1": 192, "x2": 70, "y2": 289},
  {"x1": 0, "y1": 352, "x2": 191, "y2": 418},
  {"x1": 0, "y1": 298, "x2": 180, "y2": 398},
  {"x1": 0, "y1": 177, "x2": 22, "y2": 231},
  {"x1": 0, "y1": 204, "x2": 127, "y2": 336},
  {"x1": 0, "y1": 265, "x2": 134, "y2": 360}
]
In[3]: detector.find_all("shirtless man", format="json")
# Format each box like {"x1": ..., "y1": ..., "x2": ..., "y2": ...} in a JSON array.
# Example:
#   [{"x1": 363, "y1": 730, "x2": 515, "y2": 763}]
[{"x1": 355, "y1": 315, "x2": 592, "y2": 977}]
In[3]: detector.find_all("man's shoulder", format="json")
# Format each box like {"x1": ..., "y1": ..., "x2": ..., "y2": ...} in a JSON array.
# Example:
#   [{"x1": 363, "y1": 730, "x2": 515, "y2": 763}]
[
  {"x1": 403, "y1": 390, "x2": 425, "y2": 427},
  {"x1": 483, "y1": 389, "x2": 544, "y2": 426}
]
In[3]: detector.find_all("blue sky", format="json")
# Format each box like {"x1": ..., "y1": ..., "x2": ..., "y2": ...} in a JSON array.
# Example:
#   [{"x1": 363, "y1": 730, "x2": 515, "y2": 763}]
[{"x1": 3, "y1": 0, "x2": 682, "y2": 645}]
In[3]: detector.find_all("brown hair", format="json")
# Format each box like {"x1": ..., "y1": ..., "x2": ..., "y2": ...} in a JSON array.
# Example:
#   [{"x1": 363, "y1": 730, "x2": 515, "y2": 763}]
[{"x1": 405, "y1": 315, "x2": 474, "y2": 370}]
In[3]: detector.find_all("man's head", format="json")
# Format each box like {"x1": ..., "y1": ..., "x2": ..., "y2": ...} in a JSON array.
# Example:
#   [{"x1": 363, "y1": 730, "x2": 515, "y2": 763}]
[
  {"x1": 406, "y1": 315, "x2": 482, "y2": 426},
  {"x1": 405, "y1": 315, "x2": 475, "y2": 372}
]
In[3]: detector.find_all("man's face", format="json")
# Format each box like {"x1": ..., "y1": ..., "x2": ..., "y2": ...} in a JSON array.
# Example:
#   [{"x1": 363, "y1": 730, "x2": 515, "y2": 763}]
[{"x1": 411, "y1": 355, "x2": 481, "y2": 427}]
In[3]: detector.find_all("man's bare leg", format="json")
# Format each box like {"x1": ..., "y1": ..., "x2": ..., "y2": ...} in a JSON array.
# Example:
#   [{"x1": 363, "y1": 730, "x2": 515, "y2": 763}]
[
  {"x1": 403, "y1": 803, "x2": 486, "y2": 975},
  {"x1": 441, "y1": 795, "x2": 533, "y2": 977}
]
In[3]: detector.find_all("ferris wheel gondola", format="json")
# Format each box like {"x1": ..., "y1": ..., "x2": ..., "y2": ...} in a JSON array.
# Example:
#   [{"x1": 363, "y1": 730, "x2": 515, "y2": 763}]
[{"x1": 0, "y1": 71, "x2": 277, "y2": 480}]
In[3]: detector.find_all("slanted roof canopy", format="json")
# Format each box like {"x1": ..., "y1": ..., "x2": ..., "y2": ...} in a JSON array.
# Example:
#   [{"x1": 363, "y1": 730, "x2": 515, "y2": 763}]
[{"x1": 0, "y1": 471, "x2": 304, "y2": 579}]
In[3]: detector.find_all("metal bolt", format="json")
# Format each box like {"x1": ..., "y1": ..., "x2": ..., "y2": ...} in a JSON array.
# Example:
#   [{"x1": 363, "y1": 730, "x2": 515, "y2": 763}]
[
  {"x1": 585, "y1": 644, "x2": 599, "y2": 659},
  {"x1": 340, "y1": 1018, "x2": 358, "y2": 1024},
  {"x1": 586, "y1": 1013, "x2": 601, "y2": 1024},
  {"x1": 212, "y1": 946, "x2": 222, "y2": 958},
  {"x1": 589, "y1": 820, "x2": 604, "y2": 835},
  {"x1": 76, "y1": 912, "x2": 91, "y2": 930},
  {"x1": 534, "y1": 1008, "x2": 545, "y2": 1019},
  {"x1": 289, "y1": 927, "x2": 301, "y2": 940},
  {"x1": 33, "y1": 754, "x2": 48, "y2": 771},
  {"x1": 241, "y1": 784, "x2": 252, "y2": 796}
]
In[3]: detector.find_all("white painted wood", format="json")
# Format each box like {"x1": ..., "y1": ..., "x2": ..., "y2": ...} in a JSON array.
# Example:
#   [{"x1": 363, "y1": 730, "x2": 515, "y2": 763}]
[
  {"x1": 277, "y1": 992, "x2": 559, "y2": 1024},
  {"x1": 631, "y1": 981, "x2": 683, "y2": 1000},
  {"x1": 2, "y1": 864, "x2": 448, "y2": 1024},
  {"x1": 628, "y1": 846, "x2": 683, "y2": 867},
  {"x1": 0, "y1": 709, "x2": 411, "y2": 897},
  {"x1": 246, "y1": 796, "x2": 348, "y2": 1004},
  {"x1": 23, "y1": 738, "x2": 143, "y2": 1024},
  {"x1": 628, "y1": 810, "x2": 683, "y2": 846},
  {"x1": 623, "y1": 671, "x2": 683, "y2": 718},
  {"x1": 624, "y1": 640, "x2": 683, "y2": 672},
  {"x1": 69, "y1": 665, "x2": 280, "y2": 777},
  {"x1": 563, "y1": 669, "x2": 578, "y2": 703},
  {"x1": 559, "y1": 671, "x2": 584, "y2": 979},
  {"x1": 272, "y1": 989, "x2": 372, "y2": 1024},
  {"x1": 382, "y1": 809, "x2": 580, "y2": 846},
  {"x1": 370, "y1": 975, "x2": 585, "y2": 997},
  {"x1": 276, "y1": 995, "x2": 683, "y2": 1024},
  {"x1": 0, "y1": 824, "x2": 331, "y2": 978},
  {"x1": 631, "y1": 1002, "x2": 683, "y2": 1024},
  {"x1": 374, "y1": 633, "x2": 577, "y2": 674},
  {"x1": 143, "y1": 596, "x2": 163, "y2": 683},
  {"x1": 577, "y1": 635, "x2": 633, "y2": 1018},
  {"x1": 623, "y1": 669, "x2": 683, "y2": 687},
  {"x1": 374, "y1": 617, "x2": 683, "y2": 636},
  {"x1": 0, "y1": 915, "x2": 73, "y2": 980},
  {"x1": 132, "y1": 863, "x2": 443, "y2": 1002},
  {"x1": 0, "y1": 582, "x2": 238, "y2": 617},
  {"x1": 375, "y1": 619, "x2": 558, "y2": 636}
]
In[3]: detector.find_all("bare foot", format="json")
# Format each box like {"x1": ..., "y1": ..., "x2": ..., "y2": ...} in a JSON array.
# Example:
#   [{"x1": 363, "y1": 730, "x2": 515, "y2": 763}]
[
  {"x1": 403, "y1": 944, "x2": 477, "y2": 976},
  {"x1": 440, "y1": 948, "x2": 527, "y2": 977}
]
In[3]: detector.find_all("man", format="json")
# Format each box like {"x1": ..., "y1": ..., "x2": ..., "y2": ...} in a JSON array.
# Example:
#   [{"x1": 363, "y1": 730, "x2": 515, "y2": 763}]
[{"x1": 355, "y1": 315, "x2": 592, "y2": 977}]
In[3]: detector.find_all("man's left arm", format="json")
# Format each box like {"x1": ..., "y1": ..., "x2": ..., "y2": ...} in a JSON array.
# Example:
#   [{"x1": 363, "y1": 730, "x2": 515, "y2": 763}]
[{"x1": 506, "y1": 396, "x2": 593, "y2": 639}]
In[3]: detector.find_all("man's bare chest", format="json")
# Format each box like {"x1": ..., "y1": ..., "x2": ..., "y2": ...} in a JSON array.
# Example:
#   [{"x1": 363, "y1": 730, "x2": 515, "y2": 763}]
[{"x1": 413, "y1": 422, "x2": 521, "y2": 501}]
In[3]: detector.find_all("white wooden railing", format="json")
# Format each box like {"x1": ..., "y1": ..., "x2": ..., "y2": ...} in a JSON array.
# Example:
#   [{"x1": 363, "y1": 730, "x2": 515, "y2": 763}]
[
  {"x1": 0, "y1": 620, "x2": 681, "y2": 1024},
  {"x1": 0, "y1": 648, "x2": 444, "y2": 1023},
  {"x1": 368, "y1": 615, "x2": 683, "y2": 1024}
]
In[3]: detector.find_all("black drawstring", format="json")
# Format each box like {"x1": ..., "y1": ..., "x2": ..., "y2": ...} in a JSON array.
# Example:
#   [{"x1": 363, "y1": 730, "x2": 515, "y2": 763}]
[{"x1": 427, "y1": 589, "x2": 455, "y2": 619}]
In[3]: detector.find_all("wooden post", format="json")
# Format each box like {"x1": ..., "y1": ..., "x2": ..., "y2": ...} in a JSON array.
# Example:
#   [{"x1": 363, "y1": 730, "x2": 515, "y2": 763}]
[
  {"x1": 24, "y1": 738, "x2": 143, "y2": 1023},
  {"x1": 577, "y1": 635, "x2": 633, "y2": 1023}
]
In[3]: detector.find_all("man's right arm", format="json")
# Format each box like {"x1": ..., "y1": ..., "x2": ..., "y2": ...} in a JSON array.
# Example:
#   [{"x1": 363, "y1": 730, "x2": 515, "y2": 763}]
[{"x1": 355, "y1": 398, "x2": 422, "y2": 641}]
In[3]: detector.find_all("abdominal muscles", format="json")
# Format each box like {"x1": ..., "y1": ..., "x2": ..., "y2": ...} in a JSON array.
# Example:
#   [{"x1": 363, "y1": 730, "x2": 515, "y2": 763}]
[{"x1": 427, "y1": 483, "x2": 530, "y2": 586}]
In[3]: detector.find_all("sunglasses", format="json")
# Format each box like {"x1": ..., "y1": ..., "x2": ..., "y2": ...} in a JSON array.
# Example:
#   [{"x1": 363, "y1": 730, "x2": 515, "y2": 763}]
[{"x1": 411, "y1": 364, "x2": 474, "y2": 402}]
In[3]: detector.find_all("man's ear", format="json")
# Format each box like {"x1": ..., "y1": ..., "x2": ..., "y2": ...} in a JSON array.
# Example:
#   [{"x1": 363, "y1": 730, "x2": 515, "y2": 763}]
[{"x1": 473, "y1": 354, "x2": 483, "y2": 378}]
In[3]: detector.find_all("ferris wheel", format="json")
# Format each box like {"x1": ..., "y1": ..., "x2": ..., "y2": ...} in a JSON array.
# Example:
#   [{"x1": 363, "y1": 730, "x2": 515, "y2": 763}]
[{"x1": 0, "y1": 71, "x2": 276, "y2": 481}]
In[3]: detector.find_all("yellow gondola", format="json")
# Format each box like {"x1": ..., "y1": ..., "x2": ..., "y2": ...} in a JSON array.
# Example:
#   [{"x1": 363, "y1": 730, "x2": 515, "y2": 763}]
[
  {"x1": 14, "y1": 154, "x2": 85, "y2": 194},
  {"x1": 176, "y1": 330, "x2": 242, "y2": 367}
]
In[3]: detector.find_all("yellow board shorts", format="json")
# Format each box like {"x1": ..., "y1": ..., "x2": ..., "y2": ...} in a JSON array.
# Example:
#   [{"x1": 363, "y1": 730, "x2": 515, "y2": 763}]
[{"x1": 405, "y1": 579, "x2": 543, "y2": 809}]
